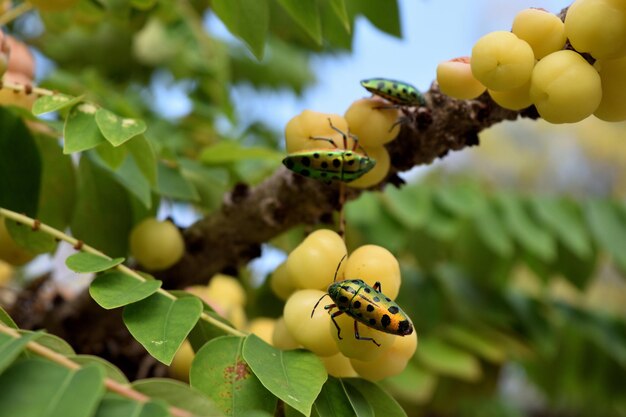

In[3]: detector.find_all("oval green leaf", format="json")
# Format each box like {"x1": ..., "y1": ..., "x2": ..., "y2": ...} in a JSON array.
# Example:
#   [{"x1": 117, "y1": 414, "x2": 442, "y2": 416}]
[
  {"x1": 242, "y1": 334, "x2": 327, "y2": 416},
  {"x1": 90, "y1": 271, "x2": 162, "y2": 309},
  {"x1": 32, "y1": 93, "x2": 82, "y2": 116},
  {"x1": 64, "y1": 103, "x2": 107, "y2": 154},
  {"x1": 132, "y1": 378, "x2": 223, "y2": 416},
  {"x1": 123, "y1": 293, "x2": 203, "y2": 365},
  {"x1": 95, "y1": 108, "x2": 147, "y2": 147},
  {"x1": 66, "y1": 252, "x2": 124, "y2": 273},
  {"x1": 190, "y1": 336, "x2": 276, "y2": 416}
]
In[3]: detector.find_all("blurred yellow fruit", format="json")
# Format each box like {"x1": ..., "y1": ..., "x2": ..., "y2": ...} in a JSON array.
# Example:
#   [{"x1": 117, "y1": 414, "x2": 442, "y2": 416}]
[
  {"x1": 471, "y1": 31, "x2": 535, "y2": 91},
  {"x1": 269, "y1": 261, "x2": 296, "y2": 301},
  {"x1": 169, "y1": 340, "x2": 194, "y2": 382},
  {"x1": 347, "y1": 146, "x2": 390, "y2": 189},
  {"x1": 0, "y1": 218, "x2": 35, "y2": 266},
  {"x1": 350, "y1": 352, "x2": 409, "y2": 381},
  {"x1": 320, "y1": 352, "x2": 358, "y2": 378},
  {"x1": 206, "y1": 274, "x2": 246, "y2": 307},
  {"x1": 0, "y1": 260, "x2": 12, "y2": 286},
  {"x1": 284, "y1": 110, "x2": 355, "y2": 153},
  {"x1": 594, "y1": 56, "x2": 626, "y2": 121},
  {"x1": 512, "y1": 8, "x2": 566, "y2": 59},
  {"x1": 344, "y1": 245, "x2": 401, "y2": 299},
  {"x1": 247, "y1": 318, "x2": 275, "y2": 345},
  {"x1": 286, "y1": 229, "x2": 347, "y2": 290},
  {"x1": 437, "y1": 56, "x2": 487, "y2": 99},
  {"x1": 488, "y1": 80, "x2": 532, "y2": 110},
  {"x1": 272, "y1": 316, "x2": 300, "y2": 350},
  {"x1": 129, "y1": 218, "x2": 185, "y2": 271},
  {"x1": 344, "y1": 98, "x2": 400, "y2": 147}
]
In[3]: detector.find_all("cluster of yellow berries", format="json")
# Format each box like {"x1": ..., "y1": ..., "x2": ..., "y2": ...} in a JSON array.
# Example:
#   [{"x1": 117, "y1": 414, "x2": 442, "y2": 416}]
[
  {"x1": 269, "y1": 229, "x2": 417, "y2": 381},
  {"x1": 437, "y1": 1, "x2": 626, "y2": 123},
  {"x1": 285, "y1": 102, "x2": 398, "y2": 188}
]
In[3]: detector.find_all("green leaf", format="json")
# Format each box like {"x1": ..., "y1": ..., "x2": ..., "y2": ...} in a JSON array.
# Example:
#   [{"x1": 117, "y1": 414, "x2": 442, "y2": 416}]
[
  {"x1": 496, "y1": 193, "x2": 556, "y2": 262},
  {"x1": 530, "y1": 197, "x2": 592, "y2": 259},
  {"x1": 348, "y1": 0, "x2": 401, "y2": 37},
  {"x1": 585, "y1": 199, "x2": 626, "y2": 273},
  {"x1": 415, "y1": 337, "x2": 482, "y2": 381},
  {"x1": 5, "y1": 219, "x2": 57, "y2": 254},
  {"x1": 381, "y1": 186, "x2": 430, "y2": 229},
  {"x1": 0, "y1": 107, "x2": 42, "y2": 216},
  {"x1": 190, "y1": 336, "x2": 276, "y2": 416},
  {"x1": 94, "y1": 393, "x2": 170, "y2": 417},
  {"x1": 32, "y1": 93, "x2": 82, "y2": 116},
  {"x1": 132, "y1": 378, "x2": 223, "y2": 416},
  {"x1": 0, "y1": 307, "x2": 17, "y2": 328},
  {"x1": 95, "y1": 152, "x2": 153, "y2": 209},
  {"x1": 435, "y1": 183, "x2": 486, "y2": 217},
  {"x1": 329, "y1": 0, "x2": 351, "y2": 33},
  {"x1": 0, "y1": 331, "x2": 42, "y2": 373},
  {"x1": 63, "y1": 103, "x2": 107, "y2": 154},
  {"x1": 35, "y1": 135, "x2": 76, "y2": 230},
  {"x1": 70, "y1": 156, "x2": 133, "y2": 258},
  {"x1": 127, "y1": 136, "x2": 157, "y2": 186},
  {"x1": 0, "y1": 359, "x2": 105, "y2": 417},
  {"x1": 90, "y1": 271, "x2": 162, "y2": 309},
  {"x1": 95, "y1": 108, "x2": 147, "y2": 147},
  {"x1": 123, "y1": 293, "x2": 203, "y2": 365},
  {"x1": 242, "y1": 334, "x2": 327, "y2": 416},
  {"x1": 200, "y1": 141, "x2": 283, "y2": 164},
  {"x1": 313, "y1": 377, "x2": 365, "y2": 417},
  {"x1": 344, "y1": 378, "x2": 407, "y2": 417},
  {"x1": 440, "y1": 325, "x2": 506, "y2": 363},
  {"x1": 473, "y1": 203, "x2": 514, "y2": 257},
  {"x1": 66, "y1": 252, "x2": 124, "y2": 273},
  {"x1": 157, "y1": 162, "x2": 200, "y2": 202},
  {"x1": 68, "y1": 355, "x2": 129, "y2": 385},
  {"x1": 276, "y1": 0, "x2": 322, "y2": 44},
  {"x1": 20, "y1": 330, "x2": 76, "y2": 357},
  {"x1": 211, "y1": 0, "x2": 269, "y2": 59},
  {"x1": 96, "y1": 141, "x2": 128, "y2": 169}
]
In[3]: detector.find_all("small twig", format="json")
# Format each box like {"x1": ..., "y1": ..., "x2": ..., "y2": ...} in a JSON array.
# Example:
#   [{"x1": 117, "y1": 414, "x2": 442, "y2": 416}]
[
  {"x1": 0, "y1": 80, "x2": 54, "y2": 97},
  {"x1": 0, "y1": 324, "x2": 194, "y2": 417},
  {"x1": 0, "y1": 208, "x2": 246, "y2": 338},
  {"x1": 0, "y1": 1, "x2": 33, "y2": 26}
]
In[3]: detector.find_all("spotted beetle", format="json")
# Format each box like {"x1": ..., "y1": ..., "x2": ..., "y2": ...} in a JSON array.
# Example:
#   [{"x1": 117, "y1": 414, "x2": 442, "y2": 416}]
[
  {"x1": 282, "y1": 119, "x2": 376, "y2": 183},
  {"x1": 361, "y1": 78, "x2": 426, "y2": 107},
  {"x1": 311, "y1": 256, "x2": 414, "y2": 346}
]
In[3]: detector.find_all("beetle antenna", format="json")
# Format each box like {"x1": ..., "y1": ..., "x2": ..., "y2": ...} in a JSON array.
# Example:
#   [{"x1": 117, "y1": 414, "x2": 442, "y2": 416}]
[
  {"x1": 311, "y1": 293, "x2": 330, "y2": 318},
  {"x1": 333, "y1": 254, "x2": 347, "y2": 283}
]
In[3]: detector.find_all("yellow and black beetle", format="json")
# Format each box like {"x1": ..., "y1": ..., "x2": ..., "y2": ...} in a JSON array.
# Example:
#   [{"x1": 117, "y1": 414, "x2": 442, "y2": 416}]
[{"x1": 311, "y1": 256, "x2": 413, "y2": 346}]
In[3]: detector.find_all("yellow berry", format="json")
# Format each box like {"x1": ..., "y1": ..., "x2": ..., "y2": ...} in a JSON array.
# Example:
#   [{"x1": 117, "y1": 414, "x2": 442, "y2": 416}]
[
  {"x1": 512, "y1": 8, "x2": 566, "y2": 59},
  {"x1": 284, "y1": 289, "x2": 339, "y2": 356},
  {"x1": 436, "y1": 57, "x2": 487, "y2": 99},
  {"x1": 350, "y1": 352, "x2": 409, "y2": 381},
  {"x1": 471, "y1": 31, "x2": 535, "y2": 91},
  {"x1": 246, "y1": 318, "x2": 275, "y2": 345},
  {"x1": 593, "y1": 56, "x2": 626, "y2": 121},
  {"x1": 488, "y1": 80, "x2": 532, "y2": 110},
  {"x1": 320, "y1": 352, "x2": 358, "y2": 378},
  {"x1": 344, "y1": 98, "x2": 400, "y2": 147},
  {"x1": 529, "y1": 50, "x2": 602, "y2": 123},
  {"x1": 0, "y1": 260, "x2": 12, "y2": 286},
  {"x1": 0, "y1": 35, "x2": 8, "y2": 79},
  {"x1": 347, "y1": 146, "x2": 390, "y2": 189},
  {"x1": 0, "y1": 218, "x2": 35, "y2": 266},
  {"x1": 269, "y1": 261, "x2": 296, "y2": 301},
  {"x1": 286, "y1": 229, "x2": 347, "y2": 291},
  {"x1": 129, "y1": 218, "x2": 185, "y2": 271},
  {"x1": 169, "y1": 340, "x2": 194, "y2": 382},
  {"x1": 350, "y1": 329, "x2": 417, "y2": 380},
  {"x1": 226, "y1": 304, "x2": 247, "y2": 330},
  {"x1": 344, "y1": 245, "x2": 401, "y2": 299},
  {"x1": 272, "y1": 316, "x2": 300, "y2": 350},
  {"x1": 284, "y1": 110, "x2": 355, "y2": 153},
  {"x1": 331, "y1": 313, "x2": 394, "y2": 361},
  {"x1": 206, "y1": 274, "x2": 247, "y2": 307},
  {"x1": 565, "y1": 0, "x2": 626, "y2": 59}
]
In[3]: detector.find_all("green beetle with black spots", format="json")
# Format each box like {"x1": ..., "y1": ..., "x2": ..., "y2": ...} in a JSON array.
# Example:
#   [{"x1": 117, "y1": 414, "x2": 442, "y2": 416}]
[
  {"x1": 311, "y1": 257, "x2": 414, "y2": 346},
  {"x1": 282, "y1": 118, "x2": 376, "y2": 183},
  {"x1": 361, "y1": 78, "x2": 426, "y2": 107},
  {"x1": 282, "y1": 149, "x2": 375, "y2": 183}
]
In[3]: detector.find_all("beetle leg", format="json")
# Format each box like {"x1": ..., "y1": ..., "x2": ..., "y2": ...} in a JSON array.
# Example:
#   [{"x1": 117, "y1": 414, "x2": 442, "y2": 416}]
[
  {"x1": 373, "y1": 281, "x2": 382, "y2": 292},
  {"x1": 326, "y1": 307, "x2": 344, "y2": 339},
  {"x1": 353, "y1": 320, "x2": 380, "y2": 347},
  {"x1": 309, "y1": 136, "x2": 339, "y2": 148}
]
